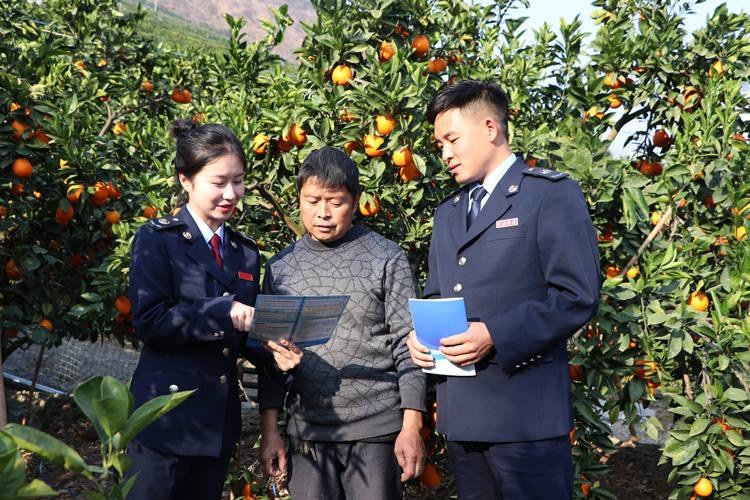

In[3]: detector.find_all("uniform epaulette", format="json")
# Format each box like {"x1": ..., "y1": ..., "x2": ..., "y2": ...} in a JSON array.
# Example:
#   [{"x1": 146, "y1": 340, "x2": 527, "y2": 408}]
[
  {"x1": 148, "y1": 216, "x2": 186, "y2": 230},
  {"x1": 522, "y1": 167, "x2": 569, "y2": 181},
  {"x1": 439, "y1": 186, "x2": 468, "y2": 207},
  {"x1": 226, "y1": 227, "x2": 257, "y2": 247}
]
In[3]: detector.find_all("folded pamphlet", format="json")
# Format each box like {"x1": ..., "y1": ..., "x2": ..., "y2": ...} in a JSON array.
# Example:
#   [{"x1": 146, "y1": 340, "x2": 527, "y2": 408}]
[{"x1": 408, "y1": 298, "x2": 476, "y2": 377}]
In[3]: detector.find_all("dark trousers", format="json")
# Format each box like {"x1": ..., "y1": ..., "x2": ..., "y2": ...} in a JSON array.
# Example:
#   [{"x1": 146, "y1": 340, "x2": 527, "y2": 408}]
[
  {"x1": 447, "y1": 436, "x2": 573, "y2": 500},
  {"x1": 288, "y1": 439, "x2": 402, "y2": 500},
  {"x1": 124, "y1": 442, "x2": 231, "y2": 500}
]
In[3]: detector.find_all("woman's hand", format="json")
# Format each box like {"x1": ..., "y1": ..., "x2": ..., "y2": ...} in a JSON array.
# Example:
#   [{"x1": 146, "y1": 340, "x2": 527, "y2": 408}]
[
  {"x1": 230, "y1": 301, "x2": 254, "y2": 331},
  {"x1": 265, "y1": 339, "x2": 303, "y2": 372}
]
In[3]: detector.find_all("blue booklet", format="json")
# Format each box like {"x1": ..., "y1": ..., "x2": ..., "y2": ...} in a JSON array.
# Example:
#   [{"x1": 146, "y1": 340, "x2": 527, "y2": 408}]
[
  {"x1": 408, "y1": 298, "x2": 476, "y2": 376},
  {"x1": 247, "y1": 294, "x2": 349, "y2": 348}
]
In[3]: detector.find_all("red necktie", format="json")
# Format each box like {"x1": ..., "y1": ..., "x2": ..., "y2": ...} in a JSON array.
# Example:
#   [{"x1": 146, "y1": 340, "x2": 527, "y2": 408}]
[{"x1": 209, "y1": 234, "x2": 223, "y2": 269}]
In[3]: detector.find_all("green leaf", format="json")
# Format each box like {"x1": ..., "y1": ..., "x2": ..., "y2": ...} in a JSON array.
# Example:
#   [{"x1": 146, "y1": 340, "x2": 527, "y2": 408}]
[
  {"x1": 689, "y1": 417, "x2": 710, "y2": 437},
  {"x1": 118, "y1": 390, "x2": 195, "y2": 450},
  {"x1": 727, "y1": 430, "x2": 745, "y2": 446},
  {"x1": 0, "y1": 432, "x2": 26, "y2": 495},
  {"x1": 671, "y1": 438, "x2": 699, "y2": 466},
  {"x1": 9, "y1": 479, "x2": 59, "y2": 498},
  {"x1": 723, "y1": 388, "x2": 748, "y2": 402},
  {"x1": 72, "y1": 376, "x2": 109, "y2": 442},
  {"x1": 4, "y1": 424, "x2": 92, "y2": 479}
]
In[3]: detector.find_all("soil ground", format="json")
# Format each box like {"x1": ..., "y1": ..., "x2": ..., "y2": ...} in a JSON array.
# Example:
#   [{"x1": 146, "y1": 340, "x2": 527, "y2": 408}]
[{"x1": 8, "y1": 389, "x2": 674, "y2": 500}]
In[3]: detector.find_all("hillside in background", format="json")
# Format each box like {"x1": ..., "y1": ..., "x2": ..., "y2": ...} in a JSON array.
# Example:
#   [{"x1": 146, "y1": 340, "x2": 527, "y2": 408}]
[{"x1": 123, "y1": 0, "x2": 316, "y2": 58}]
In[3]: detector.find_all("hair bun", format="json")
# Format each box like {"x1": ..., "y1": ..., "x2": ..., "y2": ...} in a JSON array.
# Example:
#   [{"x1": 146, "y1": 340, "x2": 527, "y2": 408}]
[{"x1": 169, "y1": 119, "x2": 197, "y2": 139}]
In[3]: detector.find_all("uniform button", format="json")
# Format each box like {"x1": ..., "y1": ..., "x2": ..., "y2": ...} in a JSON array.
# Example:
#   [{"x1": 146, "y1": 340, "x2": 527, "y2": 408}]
[
  {"x1": 219, "y1": 330, "x2": 225, "y2": 337},
  {"x1": 223, "y1": 292, "x2": 230, "y2": 296},
  {"x1": 453, "y1": 283, "x2": 463, "y2": 293},
  {"x1": 213, "y1": 332, "x2": 221, "y2": 337},
  {"x1": 219, "y1": 375, "x2": 227, "y2": 384},
  {"x1": 222, "y1": 347, "x2": 230, "y2": 357},
  {"x1": 168, "y1": 384, "x2": 179, "y2": 393},
  {"x1": 522, "y1": 361, "x2": 528, "y2": 366},
  {"x1": 458, "y1": 256, "x2": 467, "y2": 266},
  {"x1": 536, "y1": 354, "x2": 543, "y2": 359}
]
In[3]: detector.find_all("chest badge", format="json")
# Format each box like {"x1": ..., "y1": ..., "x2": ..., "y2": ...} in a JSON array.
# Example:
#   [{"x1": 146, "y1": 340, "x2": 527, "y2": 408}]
[
  {"x1": 182, "y1": 231, "x2": 192, "y2": 240},
  {"x1": 508, "y1": 184, "x2": 518, "y2": 193},
  {"x1": 496, "y1": 217, "x2": 519, "y2": 229}
]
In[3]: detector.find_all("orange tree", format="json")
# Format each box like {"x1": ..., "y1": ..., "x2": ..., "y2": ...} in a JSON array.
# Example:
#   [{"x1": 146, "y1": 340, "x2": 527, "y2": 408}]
[{"x1": 2, "y1": 0, "x2": 750, "y2": 498}]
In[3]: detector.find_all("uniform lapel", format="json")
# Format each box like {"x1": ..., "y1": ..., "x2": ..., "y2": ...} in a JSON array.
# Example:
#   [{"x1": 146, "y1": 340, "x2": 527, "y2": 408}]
[
  {"x1": 220, "y1": 230, "x2": 243, "y2": 288},
  {"x1": 458, "y1": 158, "x2": 526, "y2": 249},
  {"x1": 180, "y1": 209, "x2": 234, "y2": 290},
  {"x1": 446, "y1": 187, "x2": 469, "y2": 247}
]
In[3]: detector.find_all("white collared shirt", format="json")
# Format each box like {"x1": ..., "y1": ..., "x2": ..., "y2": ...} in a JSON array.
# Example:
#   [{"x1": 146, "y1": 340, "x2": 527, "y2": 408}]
[
  {"x1": 467, "y1": 153, "x2": 517, "y2": 212},
  {"x1": 185, "y1": 204, "x2": 225, "y2": 258}
]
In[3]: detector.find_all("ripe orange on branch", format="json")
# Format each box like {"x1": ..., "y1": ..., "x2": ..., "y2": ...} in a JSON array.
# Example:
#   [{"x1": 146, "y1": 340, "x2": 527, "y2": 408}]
[
  {"x1": 5, "y1": 259, "x2": 22, "y2": 280},
  {"x1": 105, "y1": 210, "x2": 121, "y2": 224},
  {"x1": 288, "y1": 123, "x2": 307, "y2": 146},
  {"x1": 379, "y1": 40, "x2": 395, "y2": 62},
  {"x1": 12, "y1": 158, "x2": 32, "y2": 178},
  {"x1": 171, "y1": 88, "x2": 192, "y2": 104},
  {"x1": 359, "y1": 195, "x2": 380, "y2": 217},
  {"x1": 653, "y1": 129, "x2": 671, "y2": 148},
  {"x1": 343, "y1": 140, "x2": 359, "y2": 155},
  {"x1": 56, "y1": 205, "x2": 74, "y2": 226},
  {"x1": 427, "y1": 57, "x2": 448, "y2": 73},
  {"x1": 391, "y1": 146, "x2": 413, "y2": 167},
  {"x1": 607, "y1": 94, "x2": 622, "y2": 108},
  {"x1": 140, "y1": 80, "x2": 153, "y2": 92},
  {"x1": 693, "y1": 478, "x2": 713, "y2": 497},
  {"x1": 331, "y1": 64, "x2": 353, "y2": 85},
  {"x1": 688, "y1": 291, "x2": 709, "y2": 312},
  {"x1": 253, "y1": 134, "x2": 270, "y2": 155},
  {"x1": 112, "y1": 122, "x2": 127, "y2": 135},
  {"x1": 142, "y1": 206, "x2": 158, "y2": 219},
  {"x1": 363, "y1": 134, "x2": 385, "y2": 157},
  {"x1": 411, "y1": 34, "x2": 430, "y2": 57},
  {"x1": 115, "y1": 296, "x2": 132, "y2": 315},
  {"x1": 568, "y1": 363, "x2": 584, "y2": 382},
  {"x1": 399, "y1": 162, "x2": 420, "y2": 182},
  {"x1": 375, "y1": 114, "x2": 396, "y2": 136},
  {"x1": 11, "y1": 119, "x2": 30, "y2": 140},
  {"x1": 39, "y1": 319, "x2": 53, "y2": 331}
]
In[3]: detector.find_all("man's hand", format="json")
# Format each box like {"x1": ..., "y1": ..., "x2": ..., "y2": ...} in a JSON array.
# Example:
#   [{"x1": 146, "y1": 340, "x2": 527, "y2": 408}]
[
  {"x1": 265, "y1": 339, "x2": 303, "y2": 372},
  {"x1": 439, "y1": 321, "x2": 494, "y2": 366},
  {"x1": 230, "y1": 301, "x2": 254, "y2": 331},
  {"x1": 406, "y1": 330, "x2": 434, "y2": 368},
  {"x1": 259, "y1": 410, "x2": 287, "y2": 477},
  {"x1": 394, "y1": 409, "x2": 425, "y2": 482}
]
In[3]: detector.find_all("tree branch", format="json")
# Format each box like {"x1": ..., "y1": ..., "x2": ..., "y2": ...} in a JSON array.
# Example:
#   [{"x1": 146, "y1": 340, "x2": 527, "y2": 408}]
[{"x1": 252, "y1": 183, "x2": 305, "y2": 238}]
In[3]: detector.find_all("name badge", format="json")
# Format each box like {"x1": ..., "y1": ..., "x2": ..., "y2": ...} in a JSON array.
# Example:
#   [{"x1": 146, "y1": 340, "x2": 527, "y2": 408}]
[
  {"x1": 238, "y1": 272, "x2": 254, "y2": 281},
  {"x1": 496, "y1": 217, "x2": 519, "y2": 229}
]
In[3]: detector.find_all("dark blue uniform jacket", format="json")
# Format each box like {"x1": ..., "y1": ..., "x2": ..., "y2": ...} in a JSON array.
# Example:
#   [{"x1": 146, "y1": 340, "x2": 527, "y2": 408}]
[
  {"x1": 128, "y1": 208, "x2": 260, "y2": 457},
  {"x1": 424, "y1": 158, "x2": 601, "y2": 443}
]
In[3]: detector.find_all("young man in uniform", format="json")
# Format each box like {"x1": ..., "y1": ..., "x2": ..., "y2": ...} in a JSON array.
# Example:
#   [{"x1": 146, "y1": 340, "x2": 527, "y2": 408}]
[{"x1": 407, "y1": 80, "x2": 601, "y2": 499}]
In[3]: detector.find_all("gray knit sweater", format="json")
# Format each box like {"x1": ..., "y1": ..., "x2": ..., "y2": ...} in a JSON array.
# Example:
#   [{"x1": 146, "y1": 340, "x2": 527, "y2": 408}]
[{"x1": 258, "y1": 224, "x2": 426, "y2": 441}]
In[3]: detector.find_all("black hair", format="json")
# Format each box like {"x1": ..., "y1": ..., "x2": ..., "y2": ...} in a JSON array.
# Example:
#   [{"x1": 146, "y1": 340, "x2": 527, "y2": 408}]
[
  {"x1": 296, "y1": 146, "x2": 360, "y2": 199},
  {"x1": 427, "y1": 80, "x2": 510, "y2": 140},
  {"x1": 169, "y1": 119, "x2": 247, "y2": 179}
]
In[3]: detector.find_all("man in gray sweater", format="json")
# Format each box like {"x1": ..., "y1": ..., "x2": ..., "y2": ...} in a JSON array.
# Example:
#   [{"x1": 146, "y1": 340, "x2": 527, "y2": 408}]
[{"x1": 257, "y1": 146, "x2": 427, "y2": 499}]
